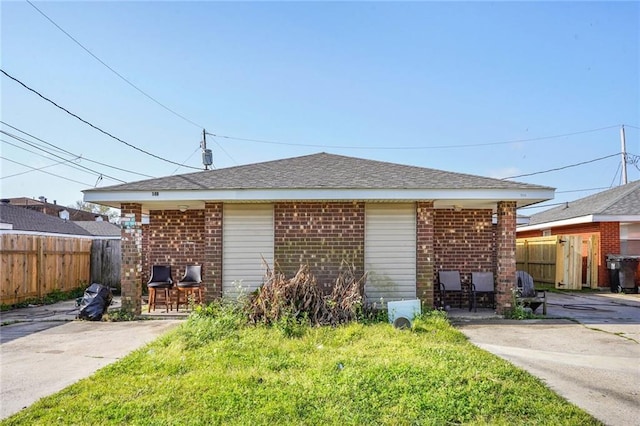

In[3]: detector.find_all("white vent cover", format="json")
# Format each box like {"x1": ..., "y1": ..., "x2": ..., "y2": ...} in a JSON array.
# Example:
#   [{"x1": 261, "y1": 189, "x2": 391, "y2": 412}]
[{"x1": 387, "y1": 299, "x2": 421, "y2": 329}]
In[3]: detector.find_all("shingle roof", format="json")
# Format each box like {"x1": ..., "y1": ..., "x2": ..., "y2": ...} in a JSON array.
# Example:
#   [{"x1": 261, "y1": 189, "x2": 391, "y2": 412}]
[
  {"x1": 5, "y1": 197, "x2": 108, "y2": 221},
  {"x1": 85, "y1": 152, "x2": 552, "y2": 192},
  {"x1": 74, "y1": 221, "x2": 121, "y2": 237},
  {"x1": 527, "y1": 180, "x2": 640, "y2": 225},
  {"x1": 0, "y1": 204, "x2": 92, "y2": 235}
]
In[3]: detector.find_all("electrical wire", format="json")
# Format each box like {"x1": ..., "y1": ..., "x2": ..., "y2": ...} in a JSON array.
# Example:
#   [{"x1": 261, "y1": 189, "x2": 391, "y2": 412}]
[
  {"x1": 206, "y1": 125, "x2": 621, "y2": 151},
  {"x1": 610, "y1": 162, "x2": 622, "y2": 187},
  {"x1": 0, "y1": 121, "x2": 155, "y2": 178},
  {"x1": 26, "y1": 0, "x2": 204, "y2": 130},
  {"x1": 1, "y1": 131, "x2": 126, "y2": 183},
  {"x1": 518, "y1": 201, "x2": 570, "y2": 210},
  {"x1": 555, "y1": 187, "x2": 609, "y2": 194},
  {"x1": 624, "y1": 124, "x2": 640, "y2": 130},
  {"x1": 501, "y1": 153, "x2": 620, "y2": 180},
  {"x1": 1, "y1": 137, "x2": 121, "y2": 184},
  {"x1": 0, "y1": 68, "x2": 201, "y2": 170},
  {"x1": 0, "y1": 156, "x2": 92, "y2": 186},
  {"x1": 171, "y1": 146, "x2": 201, "y2": 175},
  {"x1": 0, "y1": 151, "x2": 81, "y2": 179},
  {"x1": 205, "y1": 132, "x2": 237, "y2": 165}
]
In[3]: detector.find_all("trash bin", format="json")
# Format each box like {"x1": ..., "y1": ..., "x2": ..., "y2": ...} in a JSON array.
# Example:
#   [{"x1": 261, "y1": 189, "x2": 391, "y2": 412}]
[
  {"x1": 607, "y1": 256, "x2": 621, "y2": 293},
  {"x1": 607, "y1": 255, "x2": 640, "y2": 294},
  {"x1": 619, "y1": 257, "x2": 639, "y2": 294}
]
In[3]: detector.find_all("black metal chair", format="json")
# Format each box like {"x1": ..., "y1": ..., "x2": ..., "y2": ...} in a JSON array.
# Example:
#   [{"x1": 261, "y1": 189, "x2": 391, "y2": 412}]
[
  {"x1": 176, "y1": 265, "x2": 203, "y2": 311},
  {"x1": 438, "y1": 270, "x2": 464, "y2": 309},
  {"x1": 147, "y1": 265, "x2": 173, "y2": 313},
  {"x1": 470, "y1": 272, "x2": 495, "y2": 312}
]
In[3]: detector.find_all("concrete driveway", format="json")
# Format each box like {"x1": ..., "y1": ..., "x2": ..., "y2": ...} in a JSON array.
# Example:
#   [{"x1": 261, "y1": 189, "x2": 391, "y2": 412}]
[
  {"x1": 454, "y1": 292, "x2": 640, "y2": 426},
  {"x1": 0, "y1": 300, "x2": 181, "y2": 420}
]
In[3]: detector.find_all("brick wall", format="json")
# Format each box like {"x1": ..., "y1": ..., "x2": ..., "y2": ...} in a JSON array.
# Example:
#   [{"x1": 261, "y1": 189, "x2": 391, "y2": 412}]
[
  {"x1": 274, "y1": 202, "x2": 365, "y2": 292},
  {"x1": 416, "y1": 202, "x2": 435, "y2": 306},
  {"x1": 146, "y1": 209, "x2": 206, "y2": 281},
  {"x1": 599, "y1": 222, "x2": 620, "y2": 287},
  {"x1": 433, "y1": 208, "x2": 494, "y2": 307}
]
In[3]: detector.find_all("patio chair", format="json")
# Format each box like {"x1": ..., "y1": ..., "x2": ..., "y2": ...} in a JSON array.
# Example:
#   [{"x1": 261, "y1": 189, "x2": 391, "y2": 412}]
[
  {"x1": 438, "y1": 270, "x2": 465, "y2": 309},
  {"x1": 176, "y1": 265, "x2": 204, "y2": 311},
  {"x1": 516, "y1": 270, "x2": 547, "y2": 315},
  {"x1": 147, "y1": 265, "x2": 173, "y2": 313},
  {"x1": 470, "y1": 272, "x2": 495, "y2": 312}
]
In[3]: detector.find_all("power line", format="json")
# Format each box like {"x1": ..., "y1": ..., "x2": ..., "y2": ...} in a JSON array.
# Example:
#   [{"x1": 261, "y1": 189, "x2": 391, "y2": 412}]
[
  {"x1": 555, "y1": 187, "x2": 609, "y2": 194},
  {"x1": 0, "y1": 68, "x2": 201, "y2": 170},
  {"x1": 0, "y1": 120, "x2": 155, "y2": 178},
  {"x1": 0, "y1": 150, "x2": 81, "y2": 179},
  {"x1": 502, "y1": 153, "x2": 620, "y2": 180},
  {"x1": 624, "y1": 124, "x2": 640, "y2": 130},
  {"x1": 171, "y1": 146, "x2": 200, "y2": 175},
  {"x1": 610, "y1": 162, "x2": 622, "y2": 187},
  {"x1": 0, "y1": 155, "x2": 92, "y2": 186},
  {"x1": 26, "y1": 0, "x2": 204, "y2": 130},
  {"x1": 207, "y1": 125, "x2": 621, "y2": 150},
  {"x1": 205, "y1": 132, "x2": 238, "y2": 165},
  {"x1": 1, "y1": 131, "x2": 126, "y2": 183},
  {"x1": 518, "y1": 201, "x2": 568, "y2": 210}
]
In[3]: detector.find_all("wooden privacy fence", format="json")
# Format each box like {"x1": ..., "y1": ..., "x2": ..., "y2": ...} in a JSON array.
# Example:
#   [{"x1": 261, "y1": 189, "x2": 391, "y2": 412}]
[
  {"x1": 516, "y1": 235, "x2": 599, "y2": 290},
  {"x1": 1, "y1": 234, "x2": 92, "y2": 305},
  {"x1": 90, "y1": 239, "x2": 121, "y2": 290}
]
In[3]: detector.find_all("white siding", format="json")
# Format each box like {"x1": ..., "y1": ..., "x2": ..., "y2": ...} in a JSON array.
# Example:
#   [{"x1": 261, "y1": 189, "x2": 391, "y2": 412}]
[
  {"x1": 223, "y1": 204, "x2": 274, "y2": 299},
  {"x1": 621, "y1": 223, "x2": 640, "y2": 255},
  {"x1": 365, "y1": 203, "x2": 416, "y2": 301}
]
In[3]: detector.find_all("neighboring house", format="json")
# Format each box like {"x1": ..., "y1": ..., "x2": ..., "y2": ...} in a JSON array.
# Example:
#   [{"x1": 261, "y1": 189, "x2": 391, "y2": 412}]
[
  {"x1": 517, "y1": 180, "x2": 640, "y2": 288},
  {"x1": 1, "y1": 202, "x2": 95, "y2": 304},
  {"x1": 0, "y1": 203, "x2": 123, "y2": 303},
  {"x1": 5, "y1": 197, "x2": 109, "y2": 222},
  {"x1": 83, "y1": 152, "x2": 554, "y2": 314},
  {"x1": 0, "y1": 202, "x2": 93, "y2": 237}
]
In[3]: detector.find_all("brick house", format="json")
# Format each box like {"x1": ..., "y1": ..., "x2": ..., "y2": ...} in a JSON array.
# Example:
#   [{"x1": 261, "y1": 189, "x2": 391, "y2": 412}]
[
  {"x1": 5, "y1": 197, "x2": 109, "y2": 222},
  {"x1": 83, "y1": 153, "x2": 553, "y2": 314},
  {"x1": 517, "y1": 180, "x2": 640, "y2": 288}
]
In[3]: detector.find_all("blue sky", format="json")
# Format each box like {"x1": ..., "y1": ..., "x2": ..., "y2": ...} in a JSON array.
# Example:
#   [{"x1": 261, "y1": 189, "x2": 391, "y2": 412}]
[{"x1": 1, "y1": 1, "x2": 639, "y2": 215}]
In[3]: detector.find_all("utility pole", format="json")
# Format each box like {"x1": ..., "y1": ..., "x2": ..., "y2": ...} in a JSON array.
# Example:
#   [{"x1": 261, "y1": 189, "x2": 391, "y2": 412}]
[{"x1": 620, "y1": 125, "x2": 627, "y2": 185}]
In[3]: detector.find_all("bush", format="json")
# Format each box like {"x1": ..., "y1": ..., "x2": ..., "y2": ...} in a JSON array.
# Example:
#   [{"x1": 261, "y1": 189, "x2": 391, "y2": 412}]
[{"x1": 247, "y1": 262, "x2": 367, "y2": 326}]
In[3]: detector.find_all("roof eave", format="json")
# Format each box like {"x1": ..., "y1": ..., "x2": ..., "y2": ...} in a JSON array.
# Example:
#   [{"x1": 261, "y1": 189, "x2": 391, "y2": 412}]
[
  {"x1": 518, "y1": 214, "x2": 640, "y2": 232},
  {"x1": 84, "y1": 187, "x2": 554, "y2": 212}
]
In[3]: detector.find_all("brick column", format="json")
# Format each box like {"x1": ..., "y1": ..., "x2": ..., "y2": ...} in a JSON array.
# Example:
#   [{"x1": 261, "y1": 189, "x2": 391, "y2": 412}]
[
  {"x1": 204, "y1": 202, "x2": 223, "y2": 300},
  {"x1": 599, "y1": 222, "x2": 620, "y2": 288},
  {"x1": 416, "y1": 202, "x2": 435, "y2": 307},
  {"x1": 496, "y1": 201, "x2": 517, "y2": 314},
  {"x1": 120, "y1": 203, "x2": 143, "y2": 315}
]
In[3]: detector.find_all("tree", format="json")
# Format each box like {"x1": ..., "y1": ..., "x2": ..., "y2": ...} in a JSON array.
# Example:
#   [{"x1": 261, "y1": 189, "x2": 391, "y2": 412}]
[{"x1": 71, "y1": 201, "x2": 120, "y2": 223}]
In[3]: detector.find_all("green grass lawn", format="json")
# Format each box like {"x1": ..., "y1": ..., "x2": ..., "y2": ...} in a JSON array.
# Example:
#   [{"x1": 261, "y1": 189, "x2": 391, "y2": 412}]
[{"x1": 2, "y1": 308, "x2": 600, "y2": 425}]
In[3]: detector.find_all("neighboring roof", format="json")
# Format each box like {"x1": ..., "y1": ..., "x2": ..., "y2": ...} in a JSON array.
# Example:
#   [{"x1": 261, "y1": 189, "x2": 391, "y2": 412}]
[
  {"x1": 88, "y1": 152, "x2": 551, "y2": 192},
  {"x1": 84, "y1": 153, "x2": 554, "y2": 211},
  {"x1": 0, "y1": 203, "x2": 92, "y2": 236},
  {"x1": 521, "y1": 180, "x2": 640, "y2": 229},
  {"x1": 74, "y1": 221, "x2": 121, "y2": 237},
  {"x1": 5, "y1": 197, "x2": 109, "y2": 221}
]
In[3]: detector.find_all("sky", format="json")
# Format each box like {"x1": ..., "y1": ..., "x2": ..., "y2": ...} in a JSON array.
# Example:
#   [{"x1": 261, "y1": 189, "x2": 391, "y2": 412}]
[{"x1": 1, "y1": 1, "x2": 639, "y2": 216}]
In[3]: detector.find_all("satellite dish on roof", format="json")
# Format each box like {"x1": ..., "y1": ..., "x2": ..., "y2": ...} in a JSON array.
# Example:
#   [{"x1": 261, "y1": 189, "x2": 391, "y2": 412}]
[{"x1": 59, "y1": 210, "x2": 70, "y2": 221}]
